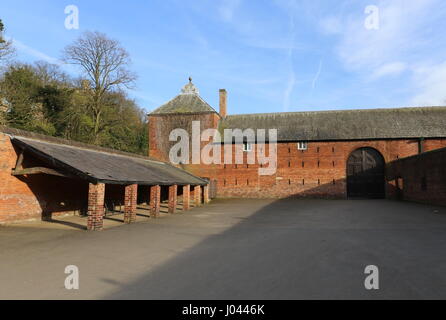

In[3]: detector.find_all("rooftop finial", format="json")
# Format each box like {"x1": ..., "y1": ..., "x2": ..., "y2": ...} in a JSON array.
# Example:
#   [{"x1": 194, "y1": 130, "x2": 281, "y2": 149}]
[{"x1": 181, "y1": 77, "x2": 199, "y2": 95}]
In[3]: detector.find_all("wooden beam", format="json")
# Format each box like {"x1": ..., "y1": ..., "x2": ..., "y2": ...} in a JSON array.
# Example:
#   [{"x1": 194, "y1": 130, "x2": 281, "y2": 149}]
[
  {"x1": 15, "y1": 150, "x2": 24, "y2": 170},
  {"x1": 12, "y1": 167, "x2": 68, "y2": 177}
]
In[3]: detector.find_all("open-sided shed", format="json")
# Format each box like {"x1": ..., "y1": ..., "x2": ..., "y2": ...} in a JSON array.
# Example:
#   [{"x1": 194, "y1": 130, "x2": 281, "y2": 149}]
[{"x1": 0, "y1": 126, "x2": 210, "y2": 230}]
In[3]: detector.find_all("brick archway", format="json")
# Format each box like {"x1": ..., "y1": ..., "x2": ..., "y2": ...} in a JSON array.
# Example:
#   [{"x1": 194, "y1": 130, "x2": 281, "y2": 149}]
[{"x1": 347, "y1": 147, "x2": 385, "y2": 199}]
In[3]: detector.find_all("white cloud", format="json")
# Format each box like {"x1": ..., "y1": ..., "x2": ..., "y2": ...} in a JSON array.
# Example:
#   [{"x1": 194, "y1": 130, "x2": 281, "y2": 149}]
[
  {"x1": 321, "y1": 0, "x2": 446, "y2": 105},
  {"x1": 319, "y1": 16, "x2": 343, "y2": 35},
  {"x1": 330, "y1": 0, "x2": 438, "y2": 70},
  {"x1": 219, "y1": 0, "x2": 241, "y2": 22},
  {"x1": 312, "y1": 60, "x2": 323, "y2": 89},
  {"x1": 282, "y1": 13, "x2": 296, "y2": 111},
  {"x1": 11, "y1": 38, "x2": 62, "y2": 65},
  {"x1": 283, "y1": 68, "x2": 295, "y2": 112},
  {"x1": 411, "y1": 61, "x2": 446, "y2": 106},
  {"x1": 336, "y1": 0, "x2": 438, "y2": 70},
  {"x1": 369, "y1": 62, "x2": 407, "y2": 80}
]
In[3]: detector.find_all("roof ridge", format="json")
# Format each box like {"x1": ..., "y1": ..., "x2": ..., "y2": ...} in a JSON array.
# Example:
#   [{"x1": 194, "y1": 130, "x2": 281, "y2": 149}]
[
  {"x1": 0, "y1": 125, "x2": 159, "y2": 162},
  {"x1": 149, "y1": 94, "x2": 181, "y2": 114},
  {"x1": 149, "y1": 92, "x2": 217, "y2": 115},
  {"x1": 220, "y1": 106, "x2": 446, "y2": 141},
  {"x1": 14, "y1": 135, "x2": 166, "y2": 165},
  {"x1": 11, "y1": 136, "x2": 208, "y2": 186},
  {"x1": 2, "y1": 126, "x2": 208, "y2": 185},
  {"x1": 196, "y1": 94, "x2": 219, "y2": 114},
  {"x1": 226, "y1": 106, "x2": 446, "y2": 117}
]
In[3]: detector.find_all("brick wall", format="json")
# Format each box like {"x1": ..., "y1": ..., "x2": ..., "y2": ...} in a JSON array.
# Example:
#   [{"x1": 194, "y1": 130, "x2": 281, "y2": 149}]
[
  {"x1": 386, "y1": 147, "x2": 446, "y2": 206},
  {"x1": 424, "y1": 138, "x2": 446, "y2": 152},
  {"x1": 0, "y1": 132, "x2": 129, "y2": 224},
  {"x1": 148, "y1": 112, "x2": 220, "y2": 162},
  {"x1": 0, "y1": 132, "x2": 91, "y2": 223},
  {"x1": 184, "y1": 139, "x2": 446, "y2": 199},
  {"x1": 147, "y1": 117, "x2": 446, "y2": 199},
  {"x1": 147, "y1": 109, "x2": 446, "y2": 199}
]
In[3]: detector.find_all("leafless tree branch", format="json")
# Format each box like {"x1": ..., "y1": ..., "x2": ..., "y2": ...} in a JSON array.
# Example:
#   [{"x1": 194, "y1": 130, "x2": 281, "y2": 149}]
[{"x1": 61, "y1": 31, "x2": 137, "y2": 143}]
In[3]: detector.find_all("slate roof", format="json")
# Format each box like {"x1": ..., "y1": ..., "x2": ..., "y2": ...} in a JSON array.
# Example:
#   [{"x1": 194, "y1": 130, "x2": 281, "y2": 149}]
[
  {"x1": 2, "y1": 127, "x2": 207, "y2": 186},
  {"x1": 219, "y1": 107, "x2": 446, "y2": 141},
  {"x1": 150, "y1": 79, "x2": 217, "y2": 115}
]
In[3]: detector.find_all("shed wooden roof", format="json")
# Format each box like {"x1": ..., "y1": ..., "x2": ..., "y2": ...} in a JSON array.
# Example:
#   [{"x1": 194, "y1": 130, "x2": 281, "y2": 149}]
[{"x1": 2, "y1": 127, "x2": 206, "y2": 186}]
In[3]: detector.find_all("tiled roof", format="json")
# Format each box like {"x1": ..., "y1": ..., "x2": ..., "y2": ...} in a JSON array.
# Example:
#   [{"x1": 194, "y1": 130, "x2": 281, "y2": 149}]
[
  {"x1": 150, "y1": 79, "x2": 217, "y2": 115},
  {"x1": 219, "y1": 106, "x2": 446, "y2": 141},
  {"x1": 1, "y1": 126, "x2": 207, "y2": 186}
]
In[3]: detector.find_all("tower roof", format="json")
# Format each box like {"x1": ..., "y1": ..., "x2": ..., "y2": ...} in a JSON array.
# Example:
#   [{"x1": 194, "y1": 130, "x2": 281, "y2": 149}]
[{"x1": 150, "y1": 78, "x2": 217, "y2": 115}]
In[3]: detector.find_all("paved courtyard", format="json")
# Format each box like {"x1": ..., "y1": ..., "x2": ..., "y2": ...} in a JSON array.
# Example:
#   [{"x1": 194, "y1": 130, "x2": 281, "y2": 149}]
[{"x1": 1, "y1": 198, "x2": 446, "y2": 299}]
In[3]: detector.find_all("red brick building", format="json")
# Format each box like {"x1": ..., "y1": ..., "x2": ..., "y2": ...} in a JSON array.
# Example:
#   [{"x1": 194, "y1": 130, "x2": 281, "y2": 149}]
[
  {"x1": 0, "y1": 127, "x2": 208, "y2": 227},
  {"x1": 148, "y1": 79, "x2": 446, "y2": 201},
  {"x1": 1, "y1": 80, "x2": 445, "y2": 226}
]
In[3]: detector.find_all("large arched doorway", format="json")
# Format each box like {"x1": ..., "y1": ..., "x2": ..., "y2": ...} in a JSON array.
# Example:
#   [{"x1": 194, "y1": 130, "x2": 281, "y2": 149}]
[{"x1": 347, "y1": 147, "x2": 385, "y2": 199}]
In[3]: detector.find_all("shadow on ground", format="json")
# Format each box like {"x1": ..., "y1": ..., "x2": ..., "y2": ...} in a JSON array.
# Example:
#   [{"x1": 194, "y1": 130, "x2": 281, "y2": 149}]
[
  {"x1": 42, "y1": 218, "x2": 87, "y2": 231},
  {"x1": 101, "y1": 198, "x2": 446, "y2": 300}
]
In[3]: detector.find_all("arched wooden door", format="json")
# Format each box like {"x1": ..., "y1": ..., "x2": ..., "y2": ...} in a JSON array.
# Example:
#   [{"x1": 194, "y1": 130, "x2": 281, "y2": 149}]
[{"x1": 347, "y1": 148, "x2": 385, "y2": 199}]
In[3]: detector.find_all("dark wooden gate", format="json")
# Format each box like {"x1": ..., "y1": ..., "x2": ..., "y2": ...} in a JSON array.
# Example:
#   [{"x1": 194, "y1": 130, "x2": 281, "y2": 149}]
[{"x1": 347, "y1": 148, "x2": 385, "y2": 199}]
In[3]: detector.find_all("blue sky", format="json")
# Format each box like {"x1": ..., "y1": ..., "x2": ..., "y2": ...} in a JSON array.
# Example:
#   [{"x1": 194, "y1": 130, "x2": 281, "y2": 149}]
[{"x1": 1, "y1": 0, "x2": 446, "y2": 114}]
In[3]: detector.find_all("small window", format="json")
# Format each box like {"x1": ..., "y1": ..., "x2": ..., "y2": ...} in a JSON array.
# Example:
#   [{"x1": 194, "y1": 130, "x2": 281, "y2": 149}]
[
  {"x1": 297, "y1": 141, "x2": 308, "y2": 151},
  {"x1": 243, "y1": 142, "x2": 253, "y2": 152}
]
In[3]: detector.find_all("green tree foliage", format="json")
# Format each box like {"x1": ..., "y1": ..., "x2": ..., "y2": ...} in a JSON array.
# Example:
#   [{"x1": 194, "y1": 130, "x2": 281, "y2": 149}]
[
  {"x1": 0, "y1": 19, "x2": 15, "y2": 62},
  {"x1": 0, "y1": 64, "x2": 51, "y2": 133},
  {"x1": 0, "y1": 62, "x2": 148, "y2": 155},
  {"x1": 0, "y1": 23, "x2": 147, "y2": 155},
  {"x1": 62, "y1": 31, "x2": 137, "y2": 144}
]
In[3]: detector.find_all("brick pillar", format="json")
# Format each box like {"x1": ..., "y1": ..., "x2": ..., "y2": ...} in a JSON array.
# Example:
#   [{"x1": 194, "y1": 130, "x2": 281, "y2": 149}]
[
  {"x1": 203, "y1": 184, "x2": 210, "y2": 204},
  {"x1": 150, "y1": 185, "x2": 161, "y2": 218},
  {"x1": 183, "y1": 185, "x2": 190, "y2": 211},
  {"x1": 87, "y1": 183, "x2": 105, "y2": 231},
  {"x1": 194, "y1": 185, "x2": 202, "y2": 206},
  {"x1": 168, "y1": 185, "x2": 178, "y2": 214},
  {"x1": 124, "y1": 184, "x2": 138, "y2": 224}
]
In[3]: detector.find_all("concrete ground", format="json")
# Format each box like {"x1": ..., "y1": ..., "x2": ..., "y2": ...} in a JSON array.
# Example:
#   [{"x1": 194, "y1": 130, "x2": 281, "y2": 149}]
[
  {"x1": 3, "y1": 202, "x2": 186, "y2": 231},
  {"x1": 1, "y1": 198, "x2": 446, "y2": 300}
]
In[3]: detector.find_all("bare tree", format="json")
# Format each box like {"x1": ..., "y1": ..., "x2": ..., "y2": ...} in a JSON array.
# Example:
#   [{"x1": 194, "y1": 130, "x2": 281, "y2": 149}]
[
  {"x1": 0, "y1": 19, "x2": 15, "y2": 63},
  {"x1": 34, "y1": 61, "x2": 71, "y2": 86},
  {"x1": 62, "y1": 31, "x2": 136, "y2": 143}
]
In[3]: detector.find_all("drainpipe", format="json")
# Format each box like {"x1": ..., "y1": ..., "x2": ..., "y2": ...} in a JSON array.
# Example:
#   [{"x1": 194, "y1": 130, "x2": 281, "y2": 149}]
[{"x1": 418, "y1": 137, "x2": 425, "y2": 154}]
